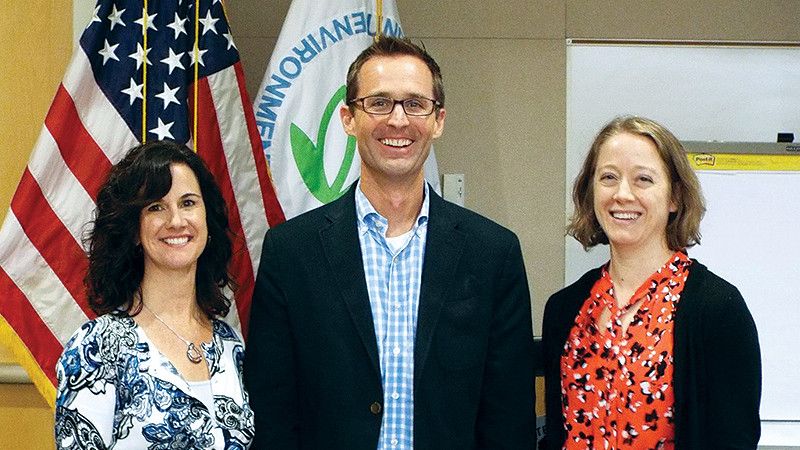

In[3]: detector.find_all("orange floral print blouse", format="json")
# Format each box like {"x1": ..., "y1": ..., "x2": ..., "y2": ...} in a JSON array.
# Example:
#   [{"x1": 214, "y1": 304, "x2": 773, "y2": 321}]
[{"x1": 560, "y1": 252, "x2": 691, "y2": 449}]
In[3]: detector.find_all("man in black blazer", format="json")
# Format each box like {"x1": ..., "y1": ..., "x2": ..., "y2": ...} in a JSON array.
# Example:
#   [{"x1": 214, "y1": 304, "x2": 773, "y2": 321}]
[{"x1": 244, "y1": 36, "x2": 535, "y2": 449}]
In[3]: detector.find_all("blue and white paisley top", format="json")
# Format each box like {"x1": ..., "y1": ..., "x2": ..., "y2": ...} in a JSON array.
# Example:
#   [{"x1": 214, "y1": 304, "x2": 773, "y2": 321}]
[{"x1": 55, "y1": 313, "x2": 254, "y2": 449}]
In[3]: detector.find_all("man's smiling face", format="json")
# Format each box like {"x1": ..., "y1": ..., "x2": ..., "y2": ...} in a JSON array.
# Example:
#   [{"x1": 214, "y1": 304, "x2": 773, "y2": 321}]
[{"x1": 340, "y1": 54, "x2": 445, "y2": 186}]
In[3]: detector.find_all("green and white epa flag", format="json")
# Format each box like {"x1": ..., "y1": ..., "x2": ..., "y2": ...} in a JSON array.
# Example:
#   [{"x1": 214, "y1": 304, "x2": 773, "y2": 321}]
[{"x1": 252, "y1": 0, "x2": 440, "y2": 220}]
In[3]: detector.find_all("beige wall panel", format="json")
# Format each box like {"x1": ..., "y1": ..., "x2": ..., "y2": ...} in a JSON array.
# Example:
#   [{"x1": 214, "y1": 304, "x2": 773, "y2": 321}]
[
  {"x1": 399, "y1": 0, "x2": 565, "y2": 39},
  {"x1": 424, "y1": 39, "x2": 566, "y2": 333},
  {"x1": 567, "y1": 0, "x2": 800, "y2": 41},
  {"x1": 236, "y1": 36, "x2": 279, "y2": 101},
  {"x1": 225, "y1": 2, "x2": 286, "y2": 100},
  {"x1": 227, "y1": 1, "x2": 567, "y2": 40},
  {"x1": 227, "y1": 0, "x2": 291, "y2": 39},
  {"x1": 0, "y1": 2, "x2": 72, "y2": 226},
  {"x1": 0, "y1": 384, "x2": 54, "y2": 449}
]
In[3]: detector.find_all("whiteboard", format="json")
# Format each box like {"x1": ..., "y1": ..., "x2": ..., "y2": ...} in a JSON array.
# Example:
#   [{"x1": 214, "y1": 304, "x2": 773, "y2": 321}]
[
  {"x1": 691, "y1": 171, "x2": 800, "y2": 421},
  {"x1": 566, "y1": 43, "x2": 800, "y2": 443}
]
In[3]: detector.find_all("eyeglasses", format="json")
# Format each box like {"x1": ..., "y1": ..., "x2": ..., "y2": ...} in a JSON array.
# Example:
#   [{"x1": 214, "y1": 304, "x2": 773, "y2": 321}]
[{"x1": 349, "y1": 95, "x2": 441, "y2": 116}]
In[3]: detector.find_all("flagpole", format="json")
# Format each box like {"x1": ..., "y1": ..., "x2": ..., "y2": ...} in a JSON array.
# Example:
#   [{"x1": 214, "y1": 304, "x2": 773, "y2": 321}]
[
  {"x1": 375, "y1": 0, "x2": 383, "y2": 40},
  {"x1": 142, "y1": 0, "x2": 149, "y2": 142},
  {"x1": 192, "y1": 0, "x2": 200, "y2": 151}
]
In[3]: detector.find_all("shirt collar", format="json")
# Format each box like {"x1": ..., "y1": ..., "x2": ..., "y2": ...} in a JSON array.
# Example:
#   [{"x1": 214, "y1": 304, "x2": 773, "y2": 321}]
[{"x1": 355, "y1": 179, "x2": 430, "y2": 236}]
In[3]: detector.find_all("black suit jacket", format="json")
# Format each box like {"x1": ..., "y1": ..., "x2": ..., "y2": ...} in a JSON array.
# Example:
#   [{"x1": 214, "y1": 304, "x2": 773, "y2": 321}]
[{"x1": 244, "y1": 184, "x2": 536, "y2": 449}]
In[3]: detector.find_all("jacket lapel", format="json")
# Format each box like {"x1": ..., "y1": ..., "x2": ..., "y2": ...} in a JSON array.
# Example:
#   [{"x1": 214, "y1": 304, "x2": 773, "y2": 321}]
[
  {"x1": 319, "y1": 185, "x2": 381, "y2": 377},
  {"x1": 415, "y1": 192, "x2": 466, "y2": 377}
]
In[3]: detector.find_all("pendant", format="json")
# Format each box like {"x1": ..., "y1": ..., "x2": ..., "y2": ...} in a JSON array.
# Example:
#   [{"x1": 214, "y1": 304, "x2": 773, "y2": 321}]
[{"x1": 186, "y1": 342, "x2": 203, "y2": 364}]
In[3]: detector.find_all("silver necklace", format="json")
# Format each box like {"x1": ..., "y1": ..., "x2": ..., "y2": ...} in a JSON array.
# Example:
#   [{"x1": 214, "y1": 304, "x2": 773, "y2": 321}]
[{"x1": 142, "y1": 303, "x2": 205, "y2": 364}]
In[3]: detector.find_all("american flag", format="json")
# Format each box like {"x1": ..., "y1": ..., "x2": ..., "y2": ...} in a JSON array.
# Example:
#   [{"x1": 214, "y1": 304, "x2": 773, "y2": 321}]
[{"x1": 0, "y1": 0, "x2": 284, "y2": 405}]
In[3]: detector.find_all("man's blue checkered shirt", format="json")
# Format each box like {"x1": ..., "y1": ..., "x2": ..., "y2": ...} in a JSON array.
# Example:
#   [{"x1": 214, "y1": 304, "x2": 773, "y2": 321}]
[{"x1": 355, "y1": 181, "x2": 429, "y2": 450}]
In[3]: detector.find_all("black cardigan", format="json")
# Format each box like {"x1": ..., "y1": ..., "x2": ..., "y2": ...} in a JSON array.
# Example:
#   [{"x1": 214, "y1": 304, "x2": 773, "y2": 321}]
[{"x1": 541, "y1": 259, "x2": 761, "y2": 449}]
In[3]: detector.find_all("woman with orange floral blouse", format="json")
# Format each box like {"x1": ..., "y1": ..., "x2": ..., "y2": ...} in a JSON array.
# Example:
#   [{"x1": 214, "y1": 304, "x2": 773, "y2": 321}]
[{"x1": 542, "y1": 116, "x2": 761, "y2": 449}]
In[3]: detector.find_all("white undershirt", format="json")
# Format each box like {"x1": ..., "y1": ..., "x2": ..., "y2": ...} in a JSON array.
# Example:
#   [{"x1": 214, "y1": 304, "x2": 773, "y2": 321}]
[
  {"x1": 385, "y1": 229, "x2": 414, "y2": 254},
  {"x1": 187, "y1": 379, "x2": 215, "y2": 415}
]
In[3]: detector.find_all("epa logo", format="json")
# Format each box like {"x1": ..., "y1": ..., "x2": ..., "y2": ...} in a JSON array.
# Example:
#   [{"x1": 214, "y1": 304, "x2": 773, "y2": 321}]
[{"x1": 290, "y1": 86, "x2": 356, "y2": 204}]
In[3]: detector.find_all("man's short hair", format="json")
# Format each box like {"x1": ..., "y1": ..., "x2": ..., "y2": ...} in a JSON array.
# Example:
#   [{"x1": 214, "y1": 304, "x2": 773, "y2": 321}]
[{"x1": 345, "y1": 36, "x2": 445, "y2": 110}]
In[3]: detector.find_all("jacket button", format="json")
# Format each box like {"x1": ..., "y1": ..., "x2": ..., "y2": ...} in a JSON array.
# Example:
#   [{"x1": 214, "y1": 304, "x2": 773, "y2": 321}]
[{"x1": 370, "y1": 402, "x2": 382, "y2": 415}]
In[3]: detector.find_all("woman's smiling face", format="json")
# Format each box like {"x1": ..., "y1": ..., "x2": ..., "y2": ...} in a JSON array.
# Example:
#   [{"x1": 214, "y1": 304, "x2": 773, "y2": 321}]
[
  {"x1": 593, "y1": 132, "x2": 676, "y2": 254},
  {"x1": 139, "y1": 163, "x2": 208, "y2": 275}
]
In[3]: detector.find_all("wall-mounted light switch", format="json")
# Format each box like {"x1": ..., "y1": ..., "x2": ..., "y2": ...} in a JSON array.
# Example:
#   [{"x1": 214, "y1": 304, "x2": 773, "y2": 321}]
[{"x1": 442, "y1": 173, "x2": 465, "y2": 206}]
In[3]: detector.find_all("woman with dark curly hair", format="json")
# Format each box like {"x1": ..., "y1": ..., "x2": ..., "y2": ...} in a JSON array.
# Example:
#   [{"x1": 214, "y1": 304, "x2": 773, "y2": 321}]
[
  {"x1": 542, "y1": 116, "x2": 761, "y2": 449},
  {"x1": 55, "y1": 140, "x2": 254, "y2": 449}
]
